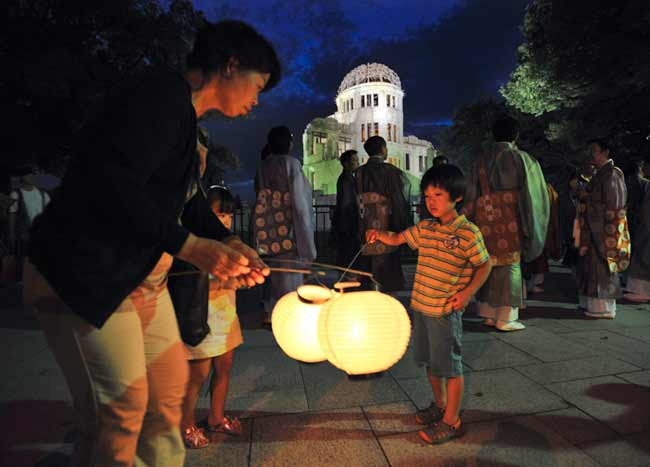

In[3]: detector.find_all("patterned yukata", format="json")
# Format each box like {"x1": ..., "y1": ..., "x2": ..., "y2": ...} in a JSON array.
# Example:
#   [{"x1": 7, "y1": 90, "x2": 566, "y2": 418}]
[
  {"x1": 576, "y1": 160, "x2": 629, "y2": 317},
  {"x1": 464, "y1": 142, "x2": 549, "y2": 325},
  {"x1": 255, "y1": 153, "x2": 316, "y2": 317}
]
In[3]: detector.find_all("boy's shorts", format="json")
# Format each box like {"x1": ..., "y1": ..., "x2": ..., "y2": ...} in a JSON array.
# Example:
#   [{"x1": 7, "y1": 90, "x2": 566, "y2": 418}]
[{"x1": 412, "y1": 310, "x2": 463, "y2": 378}]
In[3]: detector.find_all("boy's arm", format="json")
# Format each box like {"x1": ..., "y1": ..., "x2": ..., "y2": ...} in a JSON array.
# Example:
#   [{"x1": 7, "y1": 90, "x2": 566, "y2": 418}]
[
  {"x1": 366, "y1": 229, "x2": 407, "y2": 246},
  {"x1": 448, "y1": 260, "x2": 492, "y2": 311}
]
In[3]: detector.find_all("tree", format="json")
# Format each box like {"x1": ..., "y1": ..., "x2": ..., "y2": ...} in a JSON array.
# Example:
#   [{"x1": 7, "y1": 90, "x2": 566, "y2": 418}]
[
  {"x1": 5, "y1": 0, "x2": 206, "y2": 177},
  {"x1": 501, "y1": 0, "x2": 650, "y2": 160},
  {"x1": 203, "y1": 143, "x2": 241, "y2": 188},
  {"x1": 438, "y1": 99, "x2": 505, "y2": 172}
]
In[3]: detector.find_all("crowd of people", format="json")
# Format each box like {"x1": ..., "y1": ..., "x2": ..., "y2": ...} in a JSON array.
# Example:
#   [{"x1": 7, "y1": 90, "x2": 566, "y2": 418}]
[{"x1": 1, "y1": 17, "x2": 649, "y2": 465}]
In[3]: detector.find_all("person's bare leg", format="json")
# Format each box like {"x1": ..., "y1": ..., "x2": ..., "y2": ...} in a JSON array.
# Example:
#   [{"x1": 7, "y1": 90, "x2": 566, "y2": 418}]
[
  {"x1": 427, "y1": 367, "x2": 446, "y2": 409},
  {"x1": 181, "y1": 359, "x2": 211, "y2": 430},
  {"x1": 442, "y1": 376, "x2": 464, "y2": 426},
  {"x1": 207, "y1": 350, "x2": 234, "y2": 425}
]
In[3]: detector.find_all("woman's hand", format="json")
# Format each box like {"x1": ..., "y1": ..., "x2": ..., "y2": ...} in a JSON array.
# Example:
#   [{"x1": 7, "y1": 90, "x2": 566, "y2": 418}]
[
  {"x1": 225, "y1": 237, "x2": 270, "y2": 287},
  {"x1": 176, "y1": 233, "x2": 251, "y2": 282}
]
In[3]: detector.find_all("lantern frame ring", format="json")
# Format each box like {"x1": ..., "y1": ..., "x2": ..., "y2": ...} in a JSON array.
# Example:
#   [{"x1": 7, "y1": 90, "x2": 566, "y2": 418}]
[{"x1": 296, "y1": 284, "x2": 333, "y2": 305}]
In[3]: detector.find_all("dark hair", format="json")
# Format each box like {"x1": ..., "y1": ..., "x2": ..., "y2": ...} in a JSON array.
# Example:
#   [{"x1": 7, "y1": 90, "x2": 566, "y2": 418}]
[
  {"x1": 207, "y1": 186, "x2": 234, "y2": 214},
  {"x1": 363, "y1": 136, "x2": 387, "y2": 156},
  {"x1": 267, "y1": 126, "x2": 293, "y2": 155},
  {"x1": 431, "y1": 155, "x2": 448, "y2": 167},
  {"x1": 261, "y1": 143, "x2": 271, "y2": 161},
  {"x1": 492, "y1": 116, "x2": 519, "y2": 142},
  {"x1": 420, "y1": 164, "x2": 466, "y2": 201},
  {"x1": 187, "y1": 20, "x2": 281, "y2": 92},
  {"x1": 588, "y1": 138, "x2": 610, "y2": 152},
  {"x1": 339, "y1": 149, "x2": 357, "y2": 166}
]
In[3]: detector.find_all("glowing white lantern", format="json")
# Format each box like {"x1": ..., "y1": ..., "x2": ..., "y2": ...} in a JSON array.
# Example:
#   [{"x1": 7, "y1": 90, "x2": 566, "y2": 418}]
[
  {"x1": 271, "y1": 285, "x2": 331, "y2": 363},
  {"x1": 318, "y1": 291, "x2": 411, "y2": 375}
]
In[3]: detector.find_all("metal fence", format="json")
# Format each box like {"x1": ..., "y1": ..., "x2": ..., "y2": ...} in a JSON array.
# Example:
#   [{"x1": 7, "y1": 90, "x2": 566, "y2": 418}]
[{"x1": 232, "y1": 203, "x2": 422, "y2": 263}]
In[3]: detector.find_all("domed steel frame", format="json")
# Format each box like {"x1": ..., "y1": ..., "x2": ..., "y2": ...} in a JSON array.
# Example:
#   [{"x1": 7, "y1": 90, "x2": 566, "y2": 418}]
[{"x1": 337, "y1": 63, "x2": 402, "y2": 96}]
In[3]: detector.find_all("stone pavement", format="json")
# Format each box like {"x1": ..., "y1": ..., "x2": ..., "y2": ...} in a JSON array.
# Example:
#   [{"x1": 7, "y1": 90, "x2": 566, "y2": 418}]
[{"x1": 1, "y1": 263, "x2": 650, "y2": 466}]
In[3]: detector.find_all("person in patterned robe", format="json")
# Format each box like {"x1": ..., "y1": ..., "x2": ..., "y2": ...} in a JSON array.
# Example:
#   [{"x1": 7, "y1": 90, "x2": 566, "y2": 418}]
[
  {"x1": 255, "y1": 126, "x2": 316, "y2": 324},
  {"x1": 624, "y1": 174, "x2": 650, "y2": 302},
  {"x1": 576, "y1": 140, "x2": 629, "y2": 318},
  {"x1": 463, "y1": 116, "x2": 549, "y2": 331},
  {"x1": 355, "y1": 136, "x2": 412, "y2": 292},
  {"x1": 333, "y1": 149, "x2": 360, "y2": 269}
]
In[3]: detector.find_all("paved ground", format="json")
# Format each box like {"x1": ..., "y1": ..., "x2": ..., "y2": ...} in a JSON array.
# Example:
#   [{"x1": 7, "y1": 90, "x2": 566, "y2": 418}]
[{"x1": 1, "y1": 263, "x2": 650, "y2": 466}]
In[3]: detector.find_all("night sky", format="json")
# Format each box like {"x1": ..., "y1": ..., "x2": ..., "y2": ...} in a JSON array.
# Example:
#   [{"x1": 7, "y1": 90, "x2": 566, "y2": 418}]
[{"x1": 192, "y1": 0, "x2": 529, "y2": 200}]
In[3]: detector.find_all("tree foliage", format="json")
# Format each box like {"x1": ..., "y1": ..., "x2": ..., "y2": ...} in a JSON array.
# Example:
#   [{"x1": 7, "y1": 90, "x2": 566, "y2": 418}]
[
  {"x1": 501, "y1": 0, "x2": 650, "y2": 160},
  {"x1": 6, "y1": 0, "x2": 206, "y2": 176}
]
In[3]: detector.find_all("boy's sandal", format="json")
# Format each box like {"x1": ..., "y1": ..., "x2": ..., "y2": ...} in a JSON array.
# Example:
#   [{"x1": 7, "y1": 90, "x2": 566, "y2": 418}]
[
  {"x1": 200, "y1": 416, "x2": 243, "y2": 436},
  {"x1": 415, "y1": 402, "x2": 445, "y2": 425},
  {"x1": 183, "y1": 425, "x2": 210, "y2": 449},
  {"x1": 418, "y1": 419, "x2": 464, "y2": 445}
]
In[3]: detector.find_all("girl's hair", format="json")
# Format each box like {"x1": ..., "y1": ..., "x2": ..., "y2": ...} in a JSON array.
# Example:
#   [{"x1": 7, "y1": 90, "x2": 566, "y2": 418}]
[
  {"x1": 187, "y1": 20, "x2": 281, "y2": 92},
  {"x1": 207, "y1": 186, "x2": 234, "y2": 214}
]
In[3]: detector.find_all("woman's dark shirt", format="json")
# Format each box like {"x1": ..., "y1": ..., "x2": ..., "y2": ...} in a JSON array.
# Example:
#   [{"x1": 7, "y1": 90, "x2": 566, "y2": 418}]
[{"x1": 29, "y1": 67, "x2": 229, "y2": 328}]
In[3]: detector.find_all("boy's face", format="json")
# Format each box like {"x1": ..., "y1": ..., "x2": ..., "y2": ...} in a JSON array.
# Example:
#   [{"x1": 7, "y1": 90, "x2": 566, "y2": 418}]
[{"x1": 424, "y1": 185, "x2": 460, "y2": 219}]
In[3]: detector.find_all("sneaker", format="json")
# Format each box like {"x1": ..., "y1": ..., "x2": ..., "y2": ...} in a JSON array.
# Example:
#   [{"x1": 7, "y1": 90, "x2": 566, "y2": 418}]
[
  {"x1": 495, "y1": 320, "x2": 526, "y2": 331},
  {"x1": 419, "y1": 419, "x2": 464, "y2": 445},
  {"x1": 415, "y1": 402, "x2": 445, "y2": 425}
]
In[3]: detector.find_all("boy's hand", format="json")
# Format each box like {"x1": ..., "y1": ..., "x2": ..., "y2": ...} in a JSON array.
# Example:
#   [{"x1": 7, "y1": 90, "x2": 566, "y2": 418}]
[
  {"x1": 366, "y1": 229, "x2": 381, "y2": 244},
  {"x1": 449, "y1": 289, "x2": 472, "y2": 312},
  {"x1": 579, "y1": 246, "x2": 588, "y2": 256}
]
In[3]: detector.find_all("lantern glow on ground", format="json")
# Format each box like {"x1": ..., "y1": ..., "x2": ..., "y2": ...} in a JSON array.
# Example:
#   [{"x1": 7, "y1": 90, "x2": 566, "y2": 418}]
[{"x1": 271, "y1": 285, "x2": 331, "y2": 363}]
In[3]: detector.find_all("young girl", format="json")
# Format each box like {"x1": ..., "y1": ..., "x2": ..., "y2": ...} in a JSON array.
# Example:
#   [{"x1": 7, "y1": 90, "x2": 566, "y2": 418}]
[{"x1": 181, "y1": 186, "x2": 244, "y2": 448}]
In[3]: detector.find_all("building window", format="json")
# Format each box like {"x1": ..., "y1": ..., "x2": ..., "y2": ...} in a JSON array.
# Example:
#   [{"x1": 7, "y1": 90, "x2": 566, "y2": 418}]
[
  {"x1": 350, "y1": 99, "x2": 354, "y2": 110},
  {"x1": 386, "y1": 94, "x2": 391, "y2": 107},
  {"x1": 361, "y1": 124, "x2": 365, "y2": 142},
  {"x1": 373, "y1": 94, "x2": 378, "y2": 106},
  {"x1": 361, "y1": 95, "x2": 365, "y2": 107},
  {"x1": 387, "y1": 123, "x2": 392, "y2": 142},
  {"x1": 392, "y1": 96, "x2": 396, "y2": 108},
  {"x1": 373, "y1": 122, "x2": 379, "y2": 136},
  {"x1": 405, "y1": 153, "x2": 410, "y2": 170},
  {"x1": 337, "y1": 139, "x2": 350, "y2": 155},
  {"x1": 419, "y1": 155, "x2": 424, "y2": 172},
  {"x1": 367, "y1": 123, "x2": 372, "y2": 139},
  {"x1": 367, "y1": 94, "x2": 371, "y2": 107},
  {"x1": 393, "y1": 125, "x2": 397, "y2": 142},
  {"x1": 312, "y1": 132, "x2": 327, "y2": 156}
]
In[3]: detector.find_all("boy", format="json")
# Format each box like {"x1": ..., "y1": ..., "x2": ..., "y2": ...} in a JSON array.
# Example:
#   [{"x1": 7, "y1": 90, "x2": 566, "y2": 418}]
[{"x1": 366, "y1": 164, "x2": 492, "y2": 444}]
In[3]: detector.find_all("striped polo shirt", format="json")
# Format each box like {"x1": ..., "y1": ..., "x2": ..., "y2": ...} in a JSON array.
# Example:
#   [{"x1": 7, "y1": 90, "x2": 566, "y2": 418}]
[{"x1": 403, "y1": 214, "x2": 490, "y2": 317}]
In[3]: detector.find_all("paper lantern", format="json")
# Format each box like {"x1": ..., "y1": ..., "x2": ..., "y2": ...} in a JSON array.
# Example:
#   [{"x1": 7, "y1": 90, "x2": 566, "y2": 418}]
[
  {"x1": 317, "y1": 291, "x2": 411, "y2": 375},
  {"x1": 271, "y1": 285, "x2": 331, "y2": 363}
]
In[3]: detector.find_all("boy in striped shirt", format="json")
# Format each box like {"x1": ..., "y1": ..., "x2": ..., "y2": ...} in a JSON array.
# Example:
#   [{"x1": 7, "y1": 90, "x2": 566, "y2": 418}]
[{"x1": 366, "y1": 164, "x2": 492, "y2": 445}]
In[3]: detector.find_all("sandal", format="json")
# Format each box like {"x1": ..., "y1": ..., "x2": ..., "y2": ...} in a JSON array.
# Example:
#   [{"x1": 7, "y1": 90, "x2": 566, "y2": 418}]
[
  {"x1": 414, "y1": 402, "x2": 445, "y2": 425},
  {"x1": 418, "y1": 419, "x2": 464, "y2": 445},
  {"x1": 183, "y1": 425, "x2": 210, "y2": 449},
  {"x1": 200, "y1": 416, "x2": 243, "y2": 437}
]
